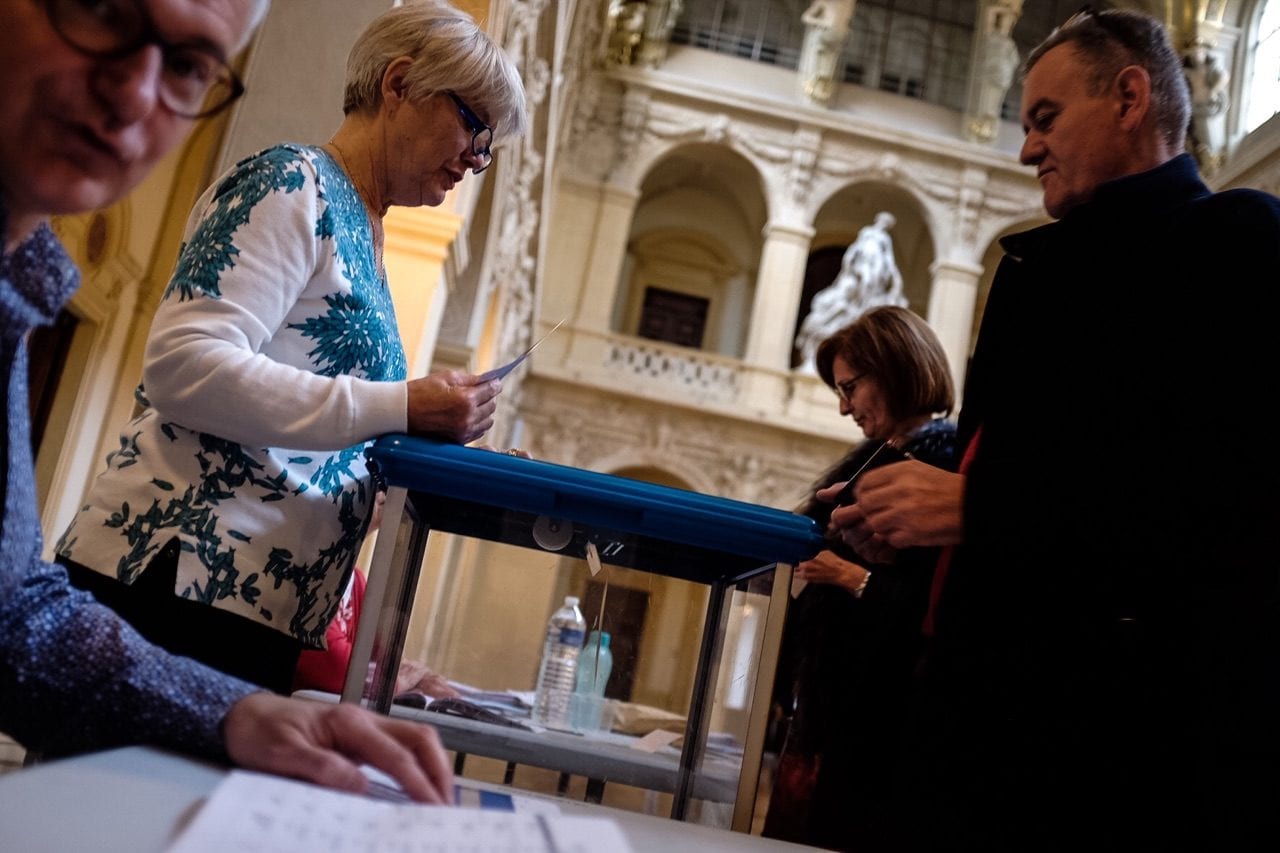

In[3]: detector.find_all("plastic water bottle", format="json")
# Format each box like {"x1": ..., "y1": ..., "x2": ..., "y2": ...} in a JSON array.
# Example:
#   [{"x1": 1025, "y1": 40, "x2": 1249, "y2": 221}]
[
  {"x1": 532, "y1": 595, "x2": 586, "y2": 728},
  {"x1": 570, "y1": 630, "x2": 613, "y2": 731}
]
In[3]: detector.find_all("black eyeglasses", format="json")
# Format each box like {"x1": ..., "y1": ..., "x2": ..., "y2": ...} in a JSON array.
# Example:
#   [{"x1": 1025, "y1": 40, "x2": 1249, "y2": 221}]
[
  {"x1": 446, "y1": 91, "x2": 493, "y2": 174},
  {"x1": 43, "y1": 0, "x2": 245, "y2": 119}
]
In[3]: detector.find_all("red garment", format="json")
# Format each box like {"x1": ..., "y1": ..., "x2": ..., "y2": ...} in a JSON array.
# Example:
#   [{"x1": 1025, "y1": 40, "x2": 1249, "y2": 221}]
[
  {"x1": 921, "y1": 426, "x2": 981, "y2": 637},
  {"x1": 292, "y1": 570, "x2": 364, "y2": 694}
]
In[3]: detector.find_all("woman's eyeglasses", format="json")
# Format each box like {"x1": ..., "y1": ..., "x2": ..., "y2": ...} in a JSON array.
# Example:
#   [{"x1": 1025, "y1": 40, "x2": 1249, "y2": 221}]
[
  {"x1": 836, "y1": 374, "x2": 864, "y2": 402},
  {"x1": 446, "y1": 91, "x2": 494, "y2": 174}
]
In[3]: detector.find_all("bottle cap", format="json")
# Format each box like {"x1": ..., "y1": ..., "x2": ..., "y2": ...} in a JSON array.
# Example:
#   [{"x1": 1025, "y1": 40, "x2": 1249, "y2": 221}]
[{"x1": 565, "y1": 595, "x2": 579, "y2": 606}]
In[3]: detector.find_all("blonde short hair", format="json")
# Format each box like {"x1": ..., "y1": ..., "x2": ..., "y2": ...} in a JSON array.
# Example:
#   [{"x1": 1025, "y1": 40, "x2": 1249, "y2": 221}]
[{"x1": 342, "y1": 0, "x2": 528, "y2": 141}]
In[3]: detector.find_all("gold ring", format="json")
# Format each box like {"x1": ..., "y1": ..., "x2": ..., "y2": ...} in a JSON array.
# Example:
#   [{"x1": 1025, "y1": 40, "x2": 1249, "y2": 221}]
[{"x1": 507, "y1": 448, "x2": 521, "y2": 456}]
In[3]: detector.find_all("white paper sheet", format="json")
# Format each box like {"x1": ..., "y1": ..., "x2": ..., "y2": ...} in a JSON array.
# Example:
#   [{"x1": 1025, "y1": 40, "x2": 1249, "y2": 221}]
[
  {"x1": 167, "y1": 770, "x2": 633, "y2": 853},
  {"x1": 477, "y1": 317, "x2": 567, "y2": 382}
]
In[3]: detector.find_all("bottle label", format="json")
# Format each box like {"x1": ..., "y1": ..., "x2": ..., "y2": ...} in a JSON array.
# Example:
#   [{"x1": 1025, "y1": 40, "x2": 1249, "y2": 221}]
[{"x1": 557, "y1": 627, "x2": 585, "y2": 646}]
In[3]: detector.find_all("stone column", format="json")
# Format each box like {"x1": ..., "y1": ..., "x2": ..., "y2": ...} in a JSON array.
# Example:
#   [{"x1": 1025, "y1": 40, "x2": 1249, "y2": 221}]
[
  {"x1": 740, "y1": 221, "x2": 815, "y2": 407},
  {"x1": 926, "y1": 258, "x2": 984, "y2": 398},
  {"x1": 575, "y1": 183, "x2": 642, "y2": 330},
  {"x1": 561, "y1": 183, "x2": 642, "y2": 368}
]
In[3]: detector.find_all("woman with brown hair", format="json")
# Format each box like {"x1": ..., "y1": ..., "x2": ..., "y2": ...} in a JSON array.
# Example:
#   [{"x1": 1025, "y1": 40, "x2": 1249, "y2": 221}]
[{"x1": 765, "y1": 305, "x2": 956, "y2": 851}]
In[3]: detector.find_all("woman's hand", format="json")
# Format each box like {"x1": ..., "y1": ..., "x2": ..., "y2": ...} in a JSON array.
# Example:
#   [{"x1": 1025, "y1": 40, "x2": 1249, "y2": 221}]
[
  {"x1": 406, "y1": 370, "x2": 500, "y2": 444},
  {"x1": 395, "y1": 660, "x2": 461, "y2": 699},
  {"x1": 473, "y1": 444, "x2": 532, "y2": 459},
  {"x1": 794, "y1": 549, "x2": 871, "y2": 596}
]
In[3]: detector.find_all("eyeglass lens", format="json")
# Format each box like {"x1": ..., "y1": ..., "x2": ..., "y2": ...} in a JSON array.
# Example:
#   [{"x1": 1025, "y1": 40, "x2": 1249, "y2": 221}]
[
  {"x1": 47, "y1": 0, "x2": 243, "y2": 118},
  {"x1": 447, "y1": 91, "x2": 493, "y2": 173}
]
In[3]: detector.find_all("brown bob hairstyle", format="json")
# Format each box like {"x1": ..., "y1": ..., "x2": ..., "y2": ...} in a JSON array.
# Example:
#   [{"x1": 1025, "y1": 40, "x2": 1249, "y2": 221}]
[{"x1": 815, "y1": 305, "x2": 955, "y2": 422}]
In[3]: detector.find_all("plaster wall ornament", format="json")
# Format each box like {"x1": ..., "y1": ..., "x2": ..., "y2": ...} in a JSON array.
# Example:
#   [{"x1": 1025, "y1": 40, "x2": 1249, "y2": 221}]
[
  {"x1": 704, "y1": 113, "x2": 732, "y2": 144},
  {"x1": 610, "y1": 88, "x2": 653, "y2": 181},
  {"x1": 568, "y1": 79, "x2": 619, "y2": 183},
  {"x1": 954, "y1": 165, "x2": 991, "y2": 250},
  {"x1": 787, "y1": 128, "x2": 823, "y2": 212},
  {"x1": 715, "y1": 453, "x2": 782, "y2": 506},
  {"x1": 520, "y1": 378, "x2": 843, "y2": 506}
]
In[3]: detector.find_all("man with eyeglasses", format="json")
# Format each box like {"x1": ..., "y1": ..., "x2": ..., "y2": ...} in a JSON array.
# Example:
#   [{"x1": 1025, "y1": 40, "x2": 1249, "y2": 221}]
[
  {"x1": 828, "y1": 7, "x2": 1280, "y2": 849},
  {"x1": 1, "y1": 0, "x2": 454, "y2": 804}
]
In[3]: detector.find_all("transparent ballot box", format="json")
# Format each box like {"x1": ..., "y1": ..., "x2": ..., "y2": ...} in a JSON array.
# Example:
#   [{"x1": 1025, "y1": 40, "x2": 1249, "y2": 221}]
[{"x1": 339, "y1": 435, "x2": 823, "y2": 829}]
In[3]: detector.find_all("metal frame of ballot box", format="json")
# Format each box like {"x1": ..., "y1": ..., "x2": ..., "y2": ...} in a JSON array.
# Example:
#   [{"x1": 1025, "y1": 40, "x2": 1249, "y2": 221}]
[{"x1": 340, "y1": 435, "x2": 824, "y2": 829}]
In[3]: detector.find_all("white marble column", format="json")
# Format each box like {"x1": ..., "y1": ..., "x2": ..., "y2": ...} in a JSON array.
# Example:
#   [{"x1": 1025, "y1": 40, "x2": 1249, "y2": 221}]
[
  {"x1": 740, "y1": 220, "x2": 815, "y2": 406},
  {"x1": 575, "y1": 183, "x2": 642, "y2": 329},
  {"x1": 925, "y1": 258, "x2": 984, "y2": 398},
  {"x1": 561, "y1": 183, "x2": 642, "y2": 368}
]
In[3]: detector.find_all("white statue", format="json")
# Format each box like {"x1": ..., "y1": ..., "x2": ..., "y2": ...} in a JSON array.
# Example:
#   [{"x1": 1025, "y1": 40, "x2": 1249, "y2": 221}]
[
  {"x1": 608, "y1": 0, "x2": 648, "y2": 66},
  {"x1": 795, "y1": 211, "x2": 907, "y2": 373},
  {"x1": 798, "y1": 0, "x2": 856, "y2": 104},
  {"x1": 979, "y1": 9, "x2": 1020, "y2": 117},
  {"x1": 637, "y1": 0, "x2": 683, "y2": 68},
  {"x1": 964, "y1": 1, "x2": 1022, "y2": 143},
  {"x1": 1184, "y1": 42, "x2": 1230, "y2": 174}
]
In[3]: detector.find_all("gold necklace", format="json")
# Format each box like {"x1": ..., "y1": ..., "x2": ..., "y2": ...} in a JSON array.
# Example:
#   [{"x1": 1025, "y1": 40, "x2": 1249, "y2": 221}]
[{"x1": 326, "y1": 140, "x2": 385, "y2": 276}]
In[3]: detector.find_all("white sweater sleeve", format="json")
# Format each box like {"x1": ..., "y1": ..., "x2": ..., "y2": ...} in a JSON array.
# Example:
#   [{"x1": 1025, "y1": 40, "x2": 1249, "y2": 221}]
[{"x1": 142, "y1": 149, "x2": 408, "y2": 451}]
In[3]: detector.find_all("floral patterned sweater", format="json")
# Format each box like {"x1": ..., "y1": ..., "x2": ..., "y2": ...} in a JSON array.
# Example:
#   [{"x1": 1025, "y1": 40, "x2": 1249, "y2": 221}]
[{"x1": 58, "y1": 144, "x2": 408, "y2": 648}]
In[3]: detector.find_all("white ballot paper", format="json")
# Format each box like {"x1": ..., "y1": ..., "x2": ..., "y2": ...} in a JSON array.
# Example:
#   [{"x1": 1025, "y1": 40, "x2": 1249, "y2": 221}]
[
  {"x1": 167, "y1": 769, "x2": 633, "y2": 853},
  {"x1": 478, "y1": 317, "x2": 567, "y2": 382}
]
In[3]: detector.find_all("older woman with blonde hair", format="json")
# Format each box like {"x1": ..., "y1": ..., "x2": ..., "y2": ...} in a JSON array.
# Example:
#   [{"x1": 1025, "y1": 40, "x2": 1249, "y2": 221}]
[{"x1": 57, "y1": 0, "x2": 528, "y2": 695}]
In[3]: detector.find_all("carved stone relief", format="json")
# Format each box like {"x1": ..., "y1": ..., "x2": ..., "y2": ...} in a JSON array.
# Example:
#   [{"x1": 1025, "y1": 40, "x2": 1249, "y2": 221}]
[{"x1": 520, "y1": 377, "x2": 844, "y2": 508}]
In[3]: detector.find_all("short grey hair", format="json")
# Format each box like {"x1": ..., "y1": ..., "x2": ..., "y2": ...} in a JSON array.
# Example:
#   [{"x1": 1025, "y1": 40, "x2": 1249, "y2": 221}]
[
  {"x1": 341, "y1": 0, "x2": 528, "y2": 141},
  {"x1": 1024, "y1": 8, "x2": 1190, "y2": 151}
]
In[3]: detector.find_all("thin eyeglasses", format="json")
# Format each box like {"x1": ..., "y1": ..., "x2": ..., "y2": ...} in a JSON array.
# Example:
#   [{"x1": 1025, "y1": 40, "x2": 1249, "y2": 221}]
[
  {"x1": 836, "y1": 374, "x2": 865, "y2": 402},
  {"x1": 446, "y1": 90, "x2": 494, "y2": 174}
]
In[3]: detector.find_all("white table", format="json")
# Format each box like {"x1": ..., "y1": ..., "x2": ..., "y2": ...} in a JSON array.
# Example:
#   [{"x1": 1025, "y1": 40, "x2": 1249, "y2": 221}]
[
  {"x1": 0, "y1": 746, "x2": 821, "y2": 852},
  {"x1": 295, "y1": 689, "x2": 741, "y2": 804}
]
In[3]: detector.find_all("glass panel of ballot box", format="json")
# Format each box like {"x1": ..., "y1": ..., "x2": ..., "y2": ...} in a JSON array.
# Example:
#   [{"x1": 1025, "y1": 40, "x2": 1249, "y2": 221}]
[{"x1": 330, "y1": 435, "x2": 823, "y2": 831}]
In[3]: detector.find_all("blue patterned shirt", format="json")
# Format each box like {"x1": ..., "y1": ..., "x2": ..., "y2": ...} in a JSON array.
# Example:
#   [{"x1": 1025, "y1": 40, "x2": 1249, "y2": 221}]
[
  {"x1": 0, "y1": 196, "x2": 257, "y2": 757},
  {"x1": 57, "y1": 145, "x2": 409, "y2": 647}
]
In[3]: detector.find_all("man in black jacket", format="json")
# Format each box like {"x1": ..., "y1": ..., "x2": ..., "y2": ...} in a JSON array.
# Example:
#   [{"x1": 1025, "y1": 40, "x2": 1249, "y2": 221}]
[{"x1": 828, "y1": 8, "x2": 1280, "y2": 849}]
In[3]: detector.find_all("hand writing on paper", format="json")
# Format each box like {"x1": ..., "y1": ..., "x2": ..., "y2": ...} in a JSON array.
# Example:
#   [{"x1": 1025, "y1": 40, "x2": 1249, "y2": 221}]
[{"x1": 221, "y1": 693, "x2": 454, "y2": 804}]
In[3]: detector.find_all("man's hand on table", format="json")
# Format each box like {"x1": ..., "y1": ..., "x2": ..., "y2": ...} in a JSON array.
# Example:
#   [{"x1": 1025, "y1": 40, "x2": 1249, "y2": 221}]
[{"x1": 221, "y1": 693, "x2": 453, "y2": 804}]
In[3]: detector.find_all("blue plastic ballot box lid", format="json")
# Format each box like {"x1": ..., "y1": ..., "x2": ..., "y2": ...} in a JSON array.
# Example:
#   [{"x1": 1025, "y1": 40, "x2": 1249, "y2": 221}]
[{"x1": 366, "y1": 435, "x2": 825, "y2": 578}]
